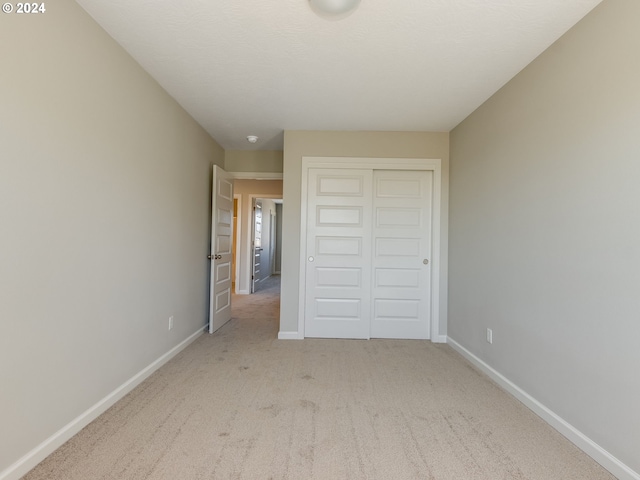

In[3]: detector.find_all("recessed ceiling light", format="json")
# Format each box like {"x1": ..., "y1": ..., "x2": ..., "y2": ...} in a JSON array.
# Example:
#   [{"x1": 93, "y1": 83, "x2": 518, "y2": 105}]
[{"x1": 247, "y1": 135, "x2": 258, "y2": 144}]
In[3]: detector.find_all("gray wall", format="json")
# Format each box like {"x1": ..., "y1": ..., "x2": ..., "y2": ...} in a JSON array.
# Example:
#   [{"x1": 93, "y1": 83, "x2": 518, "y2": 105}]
[
  {"x1": 225, "y1": 150, "x2": 283, "y2": 173},
  {"x1": 0, "y1": 2, "x2": 223, "y2": 475},
  {"x1": 449, "y1": 0, "x2": 640, "y2": 473}
]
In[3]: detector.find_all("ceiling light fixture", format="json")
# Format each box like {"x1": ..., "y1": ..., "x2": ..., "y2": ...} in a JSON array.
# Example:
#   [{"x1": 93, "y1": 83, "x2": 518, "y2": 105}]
[
  {"x1": 246, "y1": 135, "x2": 258, "y2": 144},
  {"x1": 308, "y1": 0, "x2": 360, "y2": 19}
]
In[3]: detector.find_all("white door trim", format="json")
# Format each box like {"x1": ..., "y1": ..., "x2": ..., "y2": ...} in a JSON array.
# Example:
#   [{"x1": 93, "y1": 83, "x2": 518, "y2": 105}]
[
  {"x1": 233, "y1": 194, "x2": 241, "y2": 294},
  {"x1": 298, "y1": 157, "x2": 443, "y2": 341}
]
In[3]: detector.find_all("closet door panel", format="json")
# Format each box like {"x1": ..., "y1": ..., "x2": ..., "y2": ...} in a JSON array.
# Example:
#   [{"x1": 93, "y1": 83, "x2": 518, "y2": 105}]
[
  {"x1": 304, "y1": 169, "x2": 373, "y2": 339},
  {"x1": 371, "y1": 170, "x2": 432, "y2": 339}
]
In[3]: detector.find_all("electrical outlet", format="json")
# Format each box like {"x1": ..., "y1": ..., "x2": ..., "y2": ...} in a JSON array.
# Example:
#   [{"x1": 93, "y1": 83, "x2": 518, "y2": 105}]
[
  {"x1": 169, "y1": 316, "x2": 174, "y2": 331},
  {"x1": 486, "y1": 328, "x2": 493, "y2": 344}
]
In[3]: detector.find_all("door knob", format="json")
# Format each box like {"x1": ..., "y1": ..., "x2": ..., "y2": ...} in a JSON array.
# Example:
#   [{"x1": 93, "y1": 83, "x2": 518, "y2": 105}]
[
  {"x1": 208, "y1": 254, "x2": 214, "y2": 260},
  {"x1": 423, "y1": 259, "x2": 429, "y2": 265}
]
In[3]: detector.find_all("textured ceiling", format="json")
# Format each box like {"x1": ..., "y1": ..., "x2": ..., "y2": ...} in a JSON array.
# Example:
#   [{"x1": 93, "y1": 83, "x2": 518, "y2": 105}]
[{"x1": 75, "y1": 0, "x2": 602, "y2": 150}]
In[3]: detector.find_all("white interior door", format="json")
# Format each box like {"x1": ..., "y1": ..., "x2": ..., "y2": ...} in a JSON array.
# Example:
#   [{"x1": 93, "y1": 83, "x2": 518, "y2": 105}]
[
  {"x1": 304, "y1": 169, "x2": 373, "y2": 339},
  {"x1": 209, "y1": 166, "x2": 234, "y2": 334},
  {"x1": 371, "y1": 170, "x2": 432, "y2": 339}
]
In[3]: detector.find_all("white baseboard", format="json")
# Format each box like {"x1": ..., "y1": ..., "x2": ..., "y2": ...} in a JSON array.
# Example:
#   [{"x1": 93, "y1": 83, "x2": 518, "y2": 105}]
[
  {"x1": 447, "y1": 337, "x2": 640, "y2": 480},
  {"x1": 0, "y1": 327, "x2": 206, "y2": 480},
  {"x1": 278, "y1": 331, "x2": 301, "y2": 340},
  {"x1": 235, "y1": 289, "x2": 250, "y2": 295},
  {"x1": 277, "y1": 332, "x2": 448, "y2": 342}
]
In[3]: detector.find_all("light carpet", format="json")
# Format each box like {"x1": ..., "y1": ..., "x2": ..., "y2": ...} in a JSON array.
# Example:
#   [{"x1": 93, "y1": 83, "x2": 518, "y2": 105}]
[{"x1": 23, "y1": 275, "x2": 614, "y2": 479}]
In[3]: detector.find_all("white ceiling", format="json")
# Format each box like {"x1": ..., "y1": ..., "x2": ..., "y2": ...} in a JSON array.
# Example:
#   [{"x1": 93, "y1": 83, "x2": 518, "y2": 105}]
[{"x1": 75, "y1": 0, "x2": 602, "y2": 150}]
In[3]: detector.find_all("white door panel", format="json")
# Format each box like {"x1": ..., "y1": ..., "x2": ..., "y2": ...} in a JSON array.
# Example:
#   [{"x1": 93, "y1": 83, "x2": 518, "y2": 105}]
[
  {"x1": 375, "y1": 237, "x2": 421, "y2": 257},
  {"x1": 316, "y1": 267, "x2": 361, "y2": 287},
  {"x1": 209, "y1": 166, "x2": 233, "y2": 334},
  {"x1": 374, "y1": 299, "x2": 420, "y2": 319},
  {"x1": 375, "y1": 268, "x2": 421, "y2": 287},
  {"x1": 304, "y1": 169, "x2": 372, "y2": 339},
  {"x1": 317, "y1": 206, "x2": 363, "y2": 225},
  {"x1": 376, "y1": 208, "x2": 422, "y2": 227},
  {"x1": 371, "y1": 170, "x2": 432, "y2": 339}
]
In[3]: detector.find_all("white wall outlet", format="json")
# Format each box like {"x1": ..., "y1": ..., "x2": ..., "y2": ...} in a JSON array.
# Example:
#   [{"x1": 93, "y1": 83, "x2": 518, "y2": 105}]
[
  {"x1": 486, "y1": 328, "x2": 493, "y2": 344},
  {"x1": 169, "y1": 316, "x2": 174, "y2": 331}
]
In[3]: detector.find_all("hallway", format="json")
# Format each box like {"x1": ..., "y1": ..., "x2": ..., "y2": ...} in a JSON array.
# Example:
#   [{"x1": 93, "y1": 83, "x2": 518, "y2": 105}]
[{"x1": 232, "y1": 274, "x2": 280, "y2": 325}]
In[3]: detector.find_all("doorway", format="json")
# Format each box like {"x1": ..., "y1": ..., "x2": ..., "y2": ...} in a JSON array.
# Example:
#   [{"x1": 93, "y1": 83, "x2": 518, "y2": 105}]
[
  {"x1": 250, "y1": 197, "x2": 282, "y2": 293},
  {"x1": 230, "y1": 178, "x2": 283, "y2": 295}
]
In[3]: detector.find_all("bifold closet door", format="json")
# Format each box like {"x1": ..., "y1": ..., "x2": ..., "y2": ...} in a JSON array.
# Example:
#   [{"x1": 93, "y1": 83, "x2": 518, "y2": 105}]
[
  {"x1": 304, "y1": 169, "x2": 373, "y2": 339},
  {"x1": 371, "y1": 170, "x2": 432, "y2": 339}
]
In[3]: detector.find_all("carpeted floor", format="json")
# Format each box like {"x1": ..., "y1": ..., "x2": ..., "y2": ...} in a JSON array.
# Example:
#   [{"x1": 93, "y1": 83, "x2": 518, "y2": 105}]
[{"x1": 22, "y1": 275, "x2": 614, "y2": 479}]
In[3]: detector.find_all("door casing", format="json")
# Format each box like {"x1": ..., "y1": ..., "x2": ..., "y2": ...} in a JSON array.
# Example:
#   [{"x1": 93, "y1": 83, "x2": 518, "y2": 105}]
[{"x1": 233, "y1": 194, "x2": 241, "y2": 293}]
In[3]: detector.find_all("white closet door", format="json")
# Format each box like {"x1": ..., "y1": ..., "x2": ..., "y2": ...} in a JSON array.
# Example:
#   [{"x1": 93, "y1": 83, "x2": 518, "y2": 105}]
[
  {"x1": 304, "y1": 169, "x2": 373, "y2": 339},
  {"x1": 371, "y1": 170, "x2": 432, "y2": 339}
]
